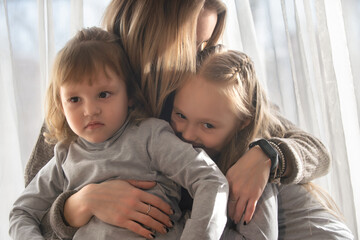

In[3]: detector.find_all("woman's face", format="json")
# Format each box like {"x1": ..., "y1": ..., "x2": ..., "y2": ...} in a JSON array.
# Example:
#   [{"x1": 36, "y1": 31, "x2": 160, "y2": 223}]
[
  {"x1": 171, "y1": 76, "x2": 238, "y2": 158},
  {"x1": 196, "y1": 8, "x2": 218, "y2": 50}
]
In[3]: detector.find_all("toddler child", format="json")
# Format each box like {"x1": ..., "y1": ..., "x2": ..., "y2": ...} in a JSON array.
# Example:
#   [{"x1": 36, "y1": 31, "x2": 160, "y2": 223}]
[{"x1": 9, "y1": 27, "x2": 228, "y2": 240}]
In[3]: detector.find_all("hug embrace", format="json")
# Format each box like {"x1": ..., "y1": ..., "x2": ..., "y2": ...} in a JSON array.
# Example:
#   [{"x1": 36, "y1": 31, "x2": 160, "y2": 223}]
[{"x1": 9, "y1": 0, "x2": 353, "y2": 239}]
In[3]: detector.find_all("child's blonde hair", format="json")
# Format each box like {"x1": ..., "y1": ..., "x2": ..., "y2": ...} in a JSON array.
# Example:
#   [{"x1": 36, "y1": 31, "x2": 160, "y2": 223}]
[
  {"x1": 197, "y1": 45, "x2": 345, "y2": 221},
  {"x1": 103, "y1": 0, "x2": 205, "y2": 117},
  {"x1": 196, "y1": 45, "x2": 285, "y2": 173},
  {"x1": 45, "y1": 27, "x2": 148, "y2": 144}
]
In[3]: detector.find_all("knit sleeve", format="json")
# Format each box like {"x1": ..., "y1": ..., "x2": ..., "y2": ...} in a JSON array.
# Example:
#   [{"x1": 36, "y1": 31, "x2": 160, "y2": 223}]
[
  {"x1": 269, "y1": 116, "x2": 331, "y2": 184},
  {"x1": 36, "y1": 190, "x2": 78, "y2": 240},
  {"x1": 48, "y1": 190, "x2": 79, "y2": 239},
  {"x1": 25, "y1": 122, "x2": 55, "y2": 186}
]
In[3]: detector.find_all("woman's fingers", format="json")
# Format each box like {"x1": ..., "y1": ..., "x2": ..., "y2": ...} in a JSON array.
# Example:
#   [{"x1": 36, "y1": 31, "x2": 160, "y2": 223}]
[
  {"x1": 123, "y1": 220, "x2": 155, "y2": 239},
  {"x1": 140, "y1": 202, "x2": 173, "y2": 228},
  {"x1": 128, "y1": 180, "x2": 174, "y2": 217},
  {"x1": 226, "y1": 147, "x2": 271, "y2": 224},
  {"x1": 228, "y1": 193, "x2": 256, "y2": 224},
  {"x1": 243, "y1": 199, "x2": 257, "y2": 224},
  {"x1": 127, "y1": 180, "x2": 157, "y2": 189},
  {"x1": 228, "y1": 194, "x2": 260, "y2": 224},
  {"x1": 227, "y1": 198, "x2": 236, "y2": 220},
  {"x1": 233, "y1": 198, "x2": 247, "y2": 224},
  {"x1": 116, "y1": 184, "x2": 173, "y2": 230},
  {"x1": 131, "y1": 205, "x2": 169, "y2": 234},
  {"x1": 80, "y1": 179, "x2": 173, "y2": 236},
  {"x1": 137, "y1": 188, "x2": 174, "y2": 218}
]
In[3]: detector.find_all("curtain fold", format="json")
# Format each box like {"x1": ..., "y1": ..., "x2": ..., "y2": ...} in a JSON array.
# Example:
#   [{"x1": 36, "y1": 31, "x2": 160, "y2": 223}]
[
  {"x1": 70, "y1": 0, "x2": 83, "y2": 36},
  {"x1": 341, "y1": 0, "x2": 360, "y2": 127},
  {"x1": 38, "y1": 0, "x2": 54, "y2": 106},
  {"x1": 0, "y1": 1, "x2": 25, "y2": 239},
  {"x1": 315, "y1": 0, "x2": 359, "y2": 234}
]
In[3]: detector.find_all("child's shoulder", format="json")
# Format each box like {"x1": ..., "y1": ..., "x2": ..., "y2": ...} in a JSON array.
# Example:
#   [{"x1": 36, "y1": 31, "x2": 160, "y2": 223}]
[
  {"x1": 141, "y1": 117, "x2": 169, "y2": 126},
  {"x1": 133, "y1": 118, "x2": 174, "y2": 135},
  {"x1": 53, "y1": 140, "x2": 73, "y2": 161}
]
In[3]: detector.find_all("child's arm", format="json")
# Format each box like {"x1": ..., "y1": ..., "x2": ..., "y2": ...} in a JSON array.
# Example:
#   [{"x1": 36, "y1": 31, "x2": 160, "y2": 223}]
[
  {"x1": 147, "y1": 119, "x2": 229, "y2": 240},
  {"x1": 9, "y1": 153, "x2": 65, "y2": 240}
]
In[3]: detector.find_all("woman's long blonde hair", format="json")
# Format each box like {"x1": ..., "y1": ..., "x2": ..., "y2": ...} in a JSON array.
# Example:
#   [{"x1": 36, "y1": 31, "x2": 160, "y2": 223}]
[
  {"x1": 45, "y1": 27, "x2": 148, "y2": 144},
  {"x1": 103, "y1": 0, "x2": 205, "y2": 117},
  {"x1": 196, "y1": 45, "x2": 285, "y2": 173}
]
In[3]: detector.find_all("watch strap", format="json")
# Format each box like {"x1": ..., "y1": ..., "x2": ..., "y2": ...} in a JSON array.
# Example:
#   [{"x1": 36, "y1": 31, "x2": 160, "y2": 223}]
[{"x1": 249, "y1": 139, "x2": 280, "y2": 183}]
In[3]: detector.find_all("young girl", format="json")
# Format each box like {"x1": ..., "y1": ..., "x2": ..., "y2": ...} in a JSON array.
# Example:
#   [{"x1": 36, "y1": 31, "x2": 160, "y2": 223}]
[
  {"x1": 9, "y1": 27, "x2": 229, "y2": 240},
  {"x1": 171, "y1": 45, "x2": 353, "y2": 239}
]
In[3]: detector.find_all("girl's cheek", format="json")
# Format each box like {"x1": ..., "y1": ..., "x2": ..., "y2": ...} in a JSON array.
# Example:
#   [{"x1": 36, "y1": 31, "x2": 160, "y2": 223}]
[{"x1": 171, "y1": 119, "x2": 180, "y2": 132}]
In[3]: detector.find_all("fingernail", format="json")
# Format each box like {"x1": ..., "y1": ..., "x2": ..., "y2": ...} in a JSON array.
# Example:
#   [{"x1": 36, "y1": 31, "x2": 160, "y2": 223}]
[
  {"x1": 170, "y1": 208, "x2": 174, "y2": 215},
  {"x1": 164, "y1": 226, "x2": 169, "y2": 233},
  {"x1": 150, "y1": 233, "x2": 156, "y2": 239},
  {"x1": 169, "y1": 220, "x2": 174, "y2": 227}
]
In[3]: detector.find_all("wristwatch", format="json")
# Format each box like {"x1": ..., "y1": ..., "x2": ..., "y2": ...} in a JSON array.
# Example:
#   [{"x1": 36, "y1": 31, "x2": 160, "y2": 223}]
[{"x1": 249, "y1": 139, "x2": 279, "y2": 180}]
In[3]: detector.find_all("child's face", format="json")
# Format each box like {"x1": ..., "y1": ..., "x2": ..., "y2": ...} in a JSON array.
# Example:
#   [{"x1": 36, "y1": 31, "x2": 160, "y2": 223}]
[
  {"x1": 60, "y1": 68, "x2": 129, "y2": 143},
  {"x1": 171, "y1": 76, "x2": 238, "y2": 158}
]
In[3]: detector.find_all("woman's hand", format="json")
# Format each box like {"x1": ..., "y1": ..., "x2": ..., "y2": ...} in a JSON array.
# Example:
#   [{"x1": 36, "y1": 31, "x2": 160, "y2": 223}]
[
  {"x1": 64, "y1": 179, "x2": 174, "y2": 239},
  {"x1": 225, "y1": 146, "x2": 271, "y2": 224}
]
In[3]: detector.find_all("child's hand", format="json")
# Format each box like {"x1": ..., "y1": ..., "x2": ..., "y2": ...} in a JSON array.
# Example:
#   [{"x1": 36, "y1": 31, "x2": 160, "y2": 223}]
[
  {"x1": 64, "y1": 179, "x2": 173, "y2": 239},
  {"x1": 225, "y1": 146, "x2": 271, "y2": 224}
]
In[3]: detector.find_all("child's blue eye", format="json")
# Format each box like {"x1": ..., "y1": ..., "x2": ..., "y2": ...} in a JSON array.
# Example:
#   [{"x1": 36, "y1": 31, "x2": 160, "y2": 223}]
[
  {"x1": 203, "y1": 123, "x2": 214, "y2": 129},
  {"x1": 176, "y1": 113, "x2": 186, "y2": 119},
  {"x1": 99, "y1": 91, "x2": 110, "y2": 98},
  {"x1": 69, "y1": 97, "x2": 80, "y2": 103}
]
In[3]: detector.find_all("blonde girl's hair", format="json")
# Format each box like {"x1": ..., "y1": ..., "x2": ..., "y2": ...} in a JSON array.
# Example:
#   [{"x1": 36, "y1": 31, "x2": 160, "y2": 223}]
[
  {"x1": 103, "y1": 0, "x2": 205, "y2": 117},
  {"x1": 44, "y1": 27, "x2": 149, "y2": 144},
  {"x1": 197, "y1": 45, "x2": 345, "y2": 221},
  {"x1": 199, "y1": 0, "x2": 227, "y2": 51},
  {"x1": 196, "y1": 44, "x2": 285, "y2": 173}
]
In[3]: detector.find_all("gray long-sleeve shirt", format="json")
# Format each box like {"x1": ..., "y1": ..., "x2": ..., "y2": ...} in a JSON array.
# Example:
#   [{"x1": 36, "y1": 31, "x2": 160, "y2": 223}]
[{"x1": 9, "y1": 118, "x2": 229, "y2": 240}]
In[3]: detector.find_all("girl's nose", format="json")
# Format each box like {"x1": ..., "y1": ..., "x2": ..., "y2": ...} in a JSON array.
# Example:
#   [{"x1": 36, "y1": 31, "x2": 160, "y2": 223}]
[
  {"x1": 181, "y1": 124, "x2": 198, "y2": 143},
  {"x1": 83, "y1": 102, "x2": 101, "y2": 116}
]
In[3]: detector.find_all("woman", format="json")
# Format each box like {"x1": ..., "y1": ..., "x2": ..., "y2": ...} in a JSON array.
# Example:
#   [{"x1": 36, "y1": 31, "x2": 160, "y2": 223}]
[{"x1": 25, "y1": 0, "x2": 330, "y2": 239}]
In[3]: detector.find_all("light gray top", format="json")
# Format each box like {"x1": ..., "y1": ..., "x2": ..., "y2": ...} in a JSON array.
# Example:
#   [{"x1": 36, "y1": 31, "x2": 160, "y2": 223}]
[{"x1": 9, "y1": 118, "x2": 228, "y2": 240}]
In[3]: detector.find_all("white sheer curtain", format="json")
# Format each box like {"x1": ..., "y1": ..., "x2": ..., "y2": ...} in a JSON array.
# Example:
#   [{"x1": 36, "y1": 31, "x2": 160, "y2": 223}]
[
  {"x1": 1, "y1": 0, "x2": 359, "y2": 239},
  {"x1": 0, "y1": 0, "x2": 109, "y2": 238},
  {"x1": 223, "y1": 0, "x2": 360, "y2": 237},
  {"x1": 0, "y1": 1, "x2": 24, "y2": 239}
]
